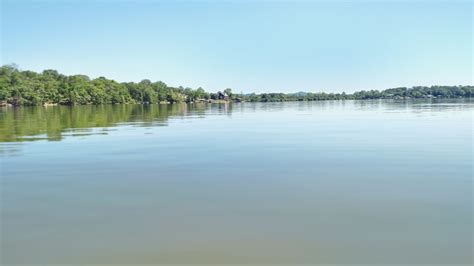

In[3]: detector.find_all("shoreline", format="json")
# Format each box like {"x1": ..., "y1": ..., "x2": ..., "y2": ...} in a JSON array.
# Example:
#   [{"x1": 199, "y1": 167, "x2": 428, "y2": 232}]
[{"x1": 1, "y1": 97, "x2": 472, "y2": 108}]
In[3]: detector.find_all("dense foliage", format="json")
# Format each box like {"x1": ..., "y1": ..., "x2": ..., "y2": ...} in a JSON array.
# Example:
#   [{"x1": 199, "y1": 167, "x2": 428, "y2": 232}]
[{"x1": 0, "y1": 64, "x2": 472, "y2": 106}]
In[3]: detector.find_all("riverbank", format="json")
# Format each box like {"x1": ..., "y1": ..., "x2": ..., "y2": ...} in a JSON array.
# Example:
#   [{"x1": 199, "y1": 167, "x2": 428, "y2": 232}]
[
  {"x1": 0, "y1": 97, "x2": 474, "y2": 108},
  {"x1": 1, "y1": 96, "x2": 473, "y2": 108}
]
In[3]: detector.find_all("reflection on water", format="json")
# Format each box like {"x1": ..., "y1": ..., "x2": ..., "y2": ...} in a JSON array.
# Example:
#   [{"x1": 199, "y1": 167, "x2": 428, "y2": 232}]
[
  {"x1": 1, "y1": 99, "x2": 473, "y2": 264},
  {"x1": 0, "y1": 104, "x2": 210, "y2": 142},
  {"x1": 0, "y1": 99, "x2": 472, "y2": 144}
]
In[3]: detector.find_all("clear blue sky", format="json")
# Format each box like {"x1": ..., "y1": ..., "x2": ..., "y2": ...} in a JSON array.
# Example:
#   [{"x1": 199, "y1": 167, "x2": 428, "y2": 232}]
[{"x1": 1, "y1": 0, "x2": 472, "y2": 93}]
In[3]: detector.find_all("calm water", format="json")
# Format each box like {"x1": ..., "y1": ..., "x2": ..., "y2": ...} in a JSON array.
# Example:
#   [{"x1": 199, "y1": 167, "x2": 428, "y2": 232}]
[{"x1": 1, "y1": 100, "x2": 472, "y2": 265}]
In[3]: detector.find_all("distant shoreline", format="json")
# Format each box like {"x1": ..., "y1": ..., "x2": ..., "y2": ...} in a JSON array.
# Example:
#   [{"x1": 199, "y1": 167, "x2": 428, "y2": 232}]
[{"x1": 1, "y1": 65, "x2": 472, "y2": 107}]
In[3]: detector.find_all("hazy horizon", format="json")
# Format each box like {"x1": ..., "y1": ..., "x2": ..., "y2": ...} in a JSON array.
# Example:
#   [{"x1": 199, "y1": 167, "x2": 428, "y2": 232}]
[{"x1": 1, "y1": 0, "x2": 472, "y2": 93}]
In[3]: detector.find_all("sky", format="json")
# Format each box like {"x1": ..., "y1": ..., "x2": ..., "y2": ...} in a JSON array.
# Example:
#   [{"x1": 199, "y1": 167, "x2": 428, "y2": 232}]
[{"x1": 1, "y1": 0, "x2": 472, "y2": 93}]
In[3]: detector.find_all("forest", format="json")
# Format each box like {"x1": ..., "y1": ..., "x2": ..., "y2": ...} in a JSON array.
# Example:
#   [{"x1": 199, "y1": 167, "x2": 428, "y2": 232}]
[{"x1": 1, "y1": 64, "x2": 472, "y2": 106}]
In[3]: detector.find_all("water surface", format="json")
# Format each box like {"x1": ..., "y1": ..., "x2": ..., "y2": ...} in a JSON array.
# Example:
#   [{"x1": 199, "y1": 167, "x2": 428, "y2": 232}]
[{"x1": 1, "y1": 99, "x2": 472, "y2": 264}]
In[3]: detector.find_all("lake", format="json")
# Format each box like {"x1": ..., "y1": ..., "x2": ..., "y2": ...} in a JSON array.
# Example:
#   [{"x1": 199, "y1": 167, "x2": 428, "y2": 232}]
[{"x1": 0, "y1": 99, "x2": 472, "y2": 265}]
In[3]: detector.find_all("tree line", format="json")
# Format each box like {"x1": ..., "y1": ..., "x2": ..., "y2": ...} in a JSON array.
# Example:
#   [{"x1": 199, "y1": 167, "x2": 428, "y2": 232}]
[{"x1": 0, "y1": 64, "x2": 472, "y2": 106}]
